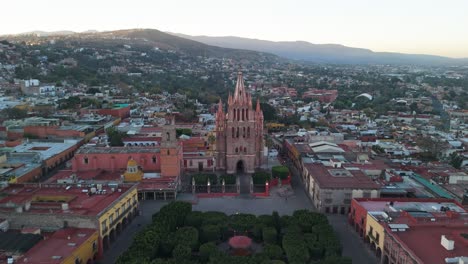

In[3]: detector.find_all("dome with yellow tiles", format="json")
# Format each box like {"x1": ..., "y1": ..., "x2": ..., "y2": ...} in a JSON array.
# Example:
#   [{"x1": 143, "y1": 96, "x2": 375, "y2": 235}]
[{"x1": 127, "y1": 159, "x2": 138, "y2": 167}]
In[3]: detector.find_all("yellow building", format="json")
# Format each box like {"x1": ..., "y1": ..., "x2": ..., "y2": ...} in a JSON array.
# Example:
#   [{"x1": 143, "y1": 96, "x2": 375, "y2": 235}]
[
  {"x1": 98, "y1": 185, "x2": 139, "y2": 254},
  {"x1": 365, "y1": 212, "x2": 386, "y2": 256}
]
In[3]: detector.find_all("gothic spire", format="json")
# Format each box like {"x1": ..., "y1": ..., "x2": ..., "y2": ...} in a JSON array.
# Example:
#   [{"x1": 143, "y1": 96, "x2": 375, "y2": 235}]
[{"x1": 233, "y1": 71, "x2": 246, "y2": 104}]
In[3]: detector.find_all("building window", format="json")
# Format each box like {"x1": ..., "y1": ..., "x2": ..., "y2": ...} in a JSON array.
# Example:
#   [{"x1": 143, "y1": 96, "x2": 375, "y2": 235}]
[
  {"x1": 246, "y1": 110, "x2": 248, "y2": 120},
  {"x1": 236, "y1": 127, "x2": 239, "y2": 138},
  {"x1": 84, "y1": 157, "x2": 88, "y2": 164},
  {"x1": 247, "y1": 127, "x2": 250, "y2": 138},
  {"x1": 152, "y1": 156, "x2": 157, "y2": 163},
  {"x1": 167, "y1": 149, "x2": 170, "y2": 155},
  {"x1": 190, "y1": 160, "x2": 193, "y2": 166},
  {"x1": 237, "y1": 109, "x2": 240, "y2": 121},
  {"x1": 235, "y1": 147, "x2": 238, "y2": 153},
  {"x1": 241, "y1": 109, "x2": 244, "y2": 121},
  {"x1": 243, "y1": 127, "x2": 246, "y2": 137},
  {"x1": 244, "y1": 147, "x2": 247, "y2": 153},
  {"x1": 101, "y1": 220, "x2": 107, "y2": 232}
]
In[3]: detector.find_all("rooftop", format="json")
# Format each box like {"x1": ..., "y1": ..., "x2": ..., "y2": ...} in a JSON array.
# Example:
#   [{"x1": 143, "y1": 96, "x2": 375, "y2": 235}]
[
  {"x1": 76, "y1": 146, "x2": 160, "y2": 154},
  {"x1": 12, "y1": 140, "x2": 79, "y2": 160},
  {"x1": 18, "y1": 228, "x2": 97, "y2": 264},
  {"x1": 305, "y1": 163, "x2": 379, "y2": 189},
  {"x1": 0, "y1": 183, "x2": 135, "y2": 216},
  {"x1": 387, "y1": 225, "x2": 468, "y2": 264}
]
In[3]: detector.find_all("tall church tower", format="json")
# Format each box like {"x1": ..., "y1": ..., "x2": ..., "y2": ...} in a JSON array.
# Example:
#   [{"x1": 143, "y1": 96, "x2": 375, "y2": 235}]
[
  {"x1": 160, "y1": 116, "x2": 182, "y2": 177},
  {"x1": 216, "y1": 71, "x2": 264, "y2": 174}
]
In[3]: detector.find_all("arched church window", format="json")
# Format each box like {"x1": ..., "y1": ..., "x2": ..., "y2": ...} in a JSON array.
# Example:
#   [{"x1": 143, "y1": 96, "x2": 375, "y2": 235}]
[
  {"x1": 236, "y1": 127, "x2": 239, "y2": 138},
  {"x1": 233, "y1": 109, "x2": 236, "y2": 120},
  {"x1": 232, "y1": 127, "x2": 235, "y2": 138},
  {"x1": 152, "y1": 156, "x2": 157, "y2": 163},
  {"x1": 246, "y1": 109, "x2": 248, "y2": 120},
  {"x1": 243, "y1": 127, "x2": 246, "y2": 138},
  {"x1": 237, "y1": 109, "x2": 240, "y2": 121},
  {"x1": 247, "y1": 127, "x2": 250, "y2": 138},
  {"x1": 242, "y1": 109, "x2": 244, "y2": 121},
  {"x1": 166, "y1": 132, "x2": 170, "y2": 141}
]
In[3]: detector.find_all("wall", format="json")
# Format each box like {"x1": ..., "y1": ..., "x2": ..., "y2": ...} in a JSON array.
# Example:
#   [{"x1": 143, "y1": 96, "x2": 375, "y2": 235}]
[
  {"x1": 0, "y1": 212, "x2": 97, "y2": 230},
  {"x1": 72, "y1": 152, "x2": 161, "y2": 172}
]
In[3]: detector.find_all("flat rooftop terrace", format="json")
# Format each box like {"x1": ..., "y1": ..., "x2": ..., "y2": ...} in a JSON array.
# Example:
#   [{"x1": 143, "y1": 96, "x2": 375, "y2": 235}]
[
  {"x1": 359, "y1": 199, "x2": 466, "y2": 213},
  {"x1": 13, "y1": 141, "x2": 78, "y2": 160},
  {"x1": 0, "y1": 183, "x2": 134, "y2": 216}
]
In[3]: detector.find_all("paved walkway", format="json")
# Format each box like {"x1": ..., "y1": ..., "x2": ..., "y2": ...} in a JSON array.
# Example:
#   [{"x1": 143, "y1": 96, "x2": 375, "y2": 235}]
[
  {"x1": 328, "y1": 214, "x2": 379, "y2": 264},
  {"x1": 102, "y1": 201, "x2": 168, "y2": 264}
]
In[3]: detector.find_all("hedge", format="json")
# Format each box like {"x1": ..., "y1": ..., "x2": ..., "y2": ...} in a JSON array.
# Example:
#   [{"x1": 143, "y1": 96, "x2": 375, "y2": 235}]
[
  {"x1": 192, "y1": 174, "x2": 218, "y2": 185},
  {"x1": 199, "y1": 242, "x2": 218, "y2": 262},
  {"x1": 201, "y1": 225, "x2": 221, "y2": 243},
  {"x1": 220, "y1": 174, "x2": 237, "y2": 184},
  {"x1": 263, "y1": 243, "x2": 283, "y2": 260},
  {"x1": 262, "y1": 227, "x2": 278, "y2": 244},
  {"x1": 271, "y1": 166, "x2": 289, "y2": 180},
  {"x1": 252, "y1": 171, "x2": 271, "y2": 185}
]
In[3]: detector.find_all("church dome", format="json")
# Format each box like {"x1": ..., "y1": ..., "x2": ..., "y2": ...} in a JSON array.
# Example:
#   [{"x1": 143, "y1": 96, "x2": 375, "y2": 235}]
[{"x1": 127, "y1": 159, "x2": 138, "y2": 167}]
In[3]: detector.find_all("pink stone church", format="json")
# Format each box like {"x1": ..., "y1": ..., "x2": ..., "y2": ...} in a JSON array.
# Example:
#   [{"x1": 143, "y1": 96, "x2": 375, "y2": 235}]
[{"x1": 215, "y1": 71, "x2": 264, "y2": 174}]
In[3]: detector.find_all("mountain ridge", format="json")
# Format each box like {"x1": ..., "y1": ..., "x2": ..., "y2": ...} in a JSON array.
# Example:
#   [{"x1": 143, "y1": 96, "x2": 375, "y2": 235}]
[
  {"x1": 172, "y1": 33, "x2": 468, "y2": 65},
  {"x1": 2, "y1": 29, "x2": 467, "y2": 65}
]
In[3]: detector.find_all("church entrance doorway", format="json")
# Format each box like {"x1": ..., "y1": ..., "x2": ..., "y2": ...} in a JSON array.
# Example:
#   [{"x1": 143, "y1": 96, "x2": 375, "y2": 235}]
[{"x1": 236, "y1": 160, "x2": 244, "y2": 174}]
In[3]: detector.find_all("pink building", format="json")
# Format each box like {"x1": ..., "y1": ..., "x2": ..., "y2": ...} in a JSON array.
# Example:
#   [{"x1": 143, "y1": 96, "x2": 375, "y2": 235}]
[{"x1": 215, "y1": 72, "x2": 264, "y2": 174}]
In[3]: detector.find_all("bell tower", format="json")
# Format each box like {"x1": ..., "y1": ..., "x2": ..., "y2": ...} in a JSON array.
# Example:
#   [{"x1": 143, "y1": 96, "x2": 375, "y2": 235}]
[{"x1": 160, "y1": 116, "x2": 182, "y2": 177}]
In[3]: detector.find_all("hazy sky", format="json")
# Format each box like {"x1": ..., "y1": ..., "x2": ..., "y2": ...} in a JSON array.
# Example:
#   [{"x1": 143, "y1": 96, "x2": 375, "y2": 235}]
[{"x1": 1, "y1": 0, "x2": 467, "y2": 57}]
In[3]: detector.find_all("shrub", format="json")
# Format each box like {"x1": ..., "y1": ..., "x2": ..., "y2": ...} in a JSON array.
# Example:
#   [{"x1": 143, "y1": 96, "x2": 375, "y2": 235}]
[
  {"x1": 172, "y1": 244, "x2": 191, "y2": 261},
  {"x1": 272, "y1": 166, "x2": 289, "y2": 179},
  {"x1": 262, "y1": 227, "x2": 278, "y2": 244},
  {"x1": 202, "y1": 211, "x2": 228, "y2": 225},
  {"x1": 252, "y1": 224, "x2": 263, "y2": 242},
  {"x1": 192, "y1": 174, "x2": 218, "y2": 185},
  {"x1": 263, "y1": 243, "x2": 284, "y2": 260},
  {"x1": 201, "y1": 225, "x2": 221, "y2": 243},
  {"x1": 199, "y1": 242, "x2": 218, "y2": 262},
  {"x1": 185, "y1": 211, "x2": 204, "y2": 228},
  {"x1": 229, "y1": 213, "x2": 257, "y2": 232},
  {"x1": 175, "y1": 227, "x2": 199, "y2": 250},
  {"x1": 258, "y1": 214, "x2": 274, "y2": 227},
  {"x1": 220, "y1": 174, "x2": 236, "y2": 184},
  {"x1": 252, "y1": 171, "x2": 271, "y2": 185},
  {"x1": 282, "y1": 235, "x2": 309, "y2": 263}
]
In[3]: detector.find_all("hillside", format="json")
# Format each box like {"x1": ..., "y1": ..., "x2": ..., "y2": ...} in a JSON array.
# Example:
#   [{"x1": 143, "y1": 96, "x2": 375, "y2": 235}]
[
  {"x1": 2, "y1": 29, "x2": 280, "y2": 62},
  {"x1": 173, "y1": 34, "x2": 468, "y2": 65}
]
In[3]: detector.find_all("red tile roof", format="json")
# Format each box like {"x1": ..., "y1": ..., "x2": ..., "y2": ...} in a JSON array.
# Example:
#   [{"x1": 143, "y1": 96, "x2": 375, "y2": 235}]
[
  {"x1": 387, "y1": 225, "x2": 468, "y2": 264},
  {"x1": 18, "y1": 228, "x2": 97, "y2": 264}
]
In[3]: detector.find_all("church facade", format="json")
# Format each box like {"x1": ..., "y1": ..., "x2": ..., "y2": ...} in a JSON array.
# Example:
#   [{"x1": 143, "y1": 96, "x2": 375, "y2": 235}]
[{"x1": 215, "y1": 72, "x2": 264, "y2": 174}]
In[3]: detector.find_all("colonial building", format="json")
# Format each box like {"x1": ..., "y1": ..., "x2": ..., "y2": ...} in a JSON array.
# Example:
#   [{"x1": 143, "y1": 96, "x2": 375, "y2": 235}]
[{"x1": 215, "y1": 72, "x2": 264, "y2": 174}]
